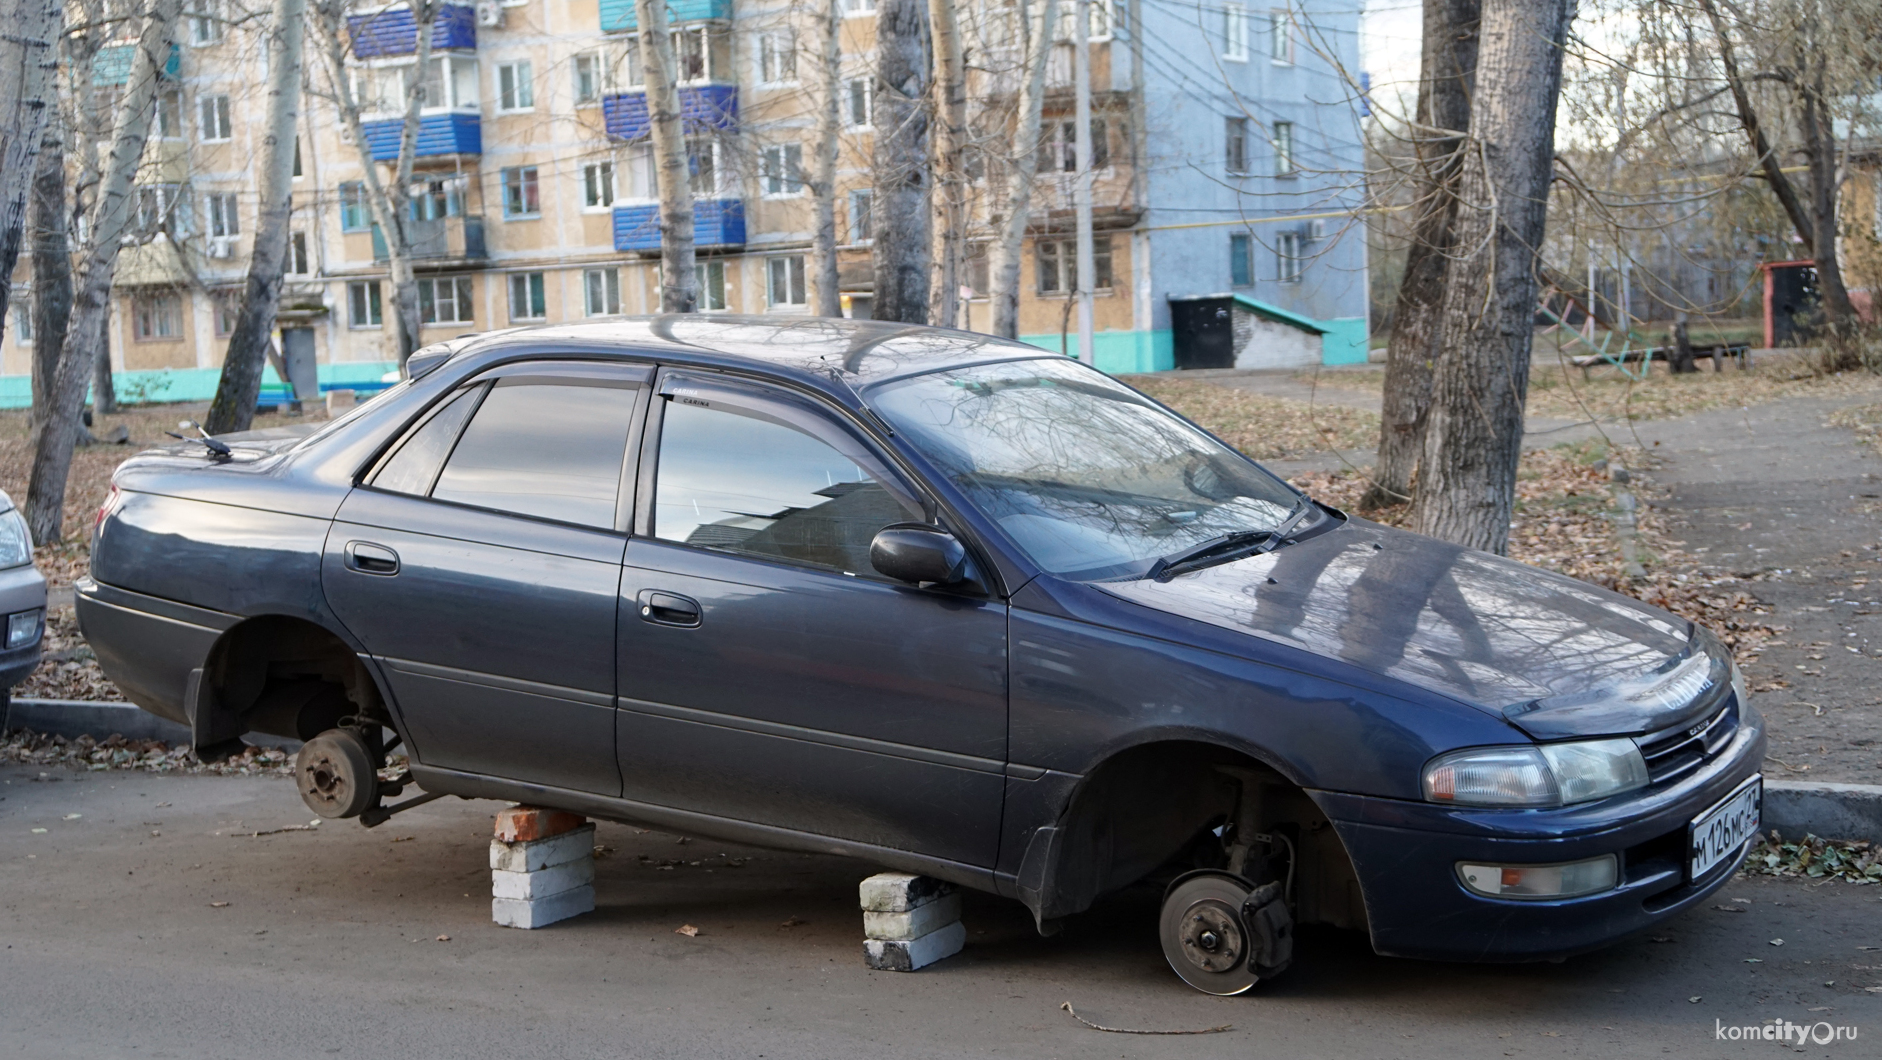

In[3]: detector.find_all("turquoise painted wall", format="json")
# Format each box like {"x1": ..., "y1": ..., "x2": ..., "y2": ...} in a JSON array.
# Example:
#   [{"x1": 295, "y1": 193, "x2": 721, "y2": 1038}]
[
  {"x1": 1016, "y1": 330, "x2": 1175, "y2": 375},
  {"x1": 1319, "y1": 318, "x2": 1370, "y2": 365},
  {"x1": 0, "y1": 362, "x2": 400, "y2": 411}
]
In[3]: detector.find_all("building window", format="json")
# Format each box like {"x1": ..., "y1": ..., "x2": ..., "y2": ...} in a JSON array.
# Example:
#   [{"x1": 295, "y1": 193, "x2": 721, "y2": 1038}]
[
  {"x1": 1225, "y1": 116, "x2": 1248, "y2": 174},
  {"x1": 758, "y1": 31, "x2": 796, "y2": 84},
  {"x1": 287, "y1": 231, "x2": 309, "y2": 275},
  {"x1": 688, "y1": 139, "x2": 719, "y2": 197},
  {"x1": 1276, "y1": 231, "x2": 1303, "y2": 283},
  {"x1": 628, "y1": 26, "x2": 731, "y2": 86},
  {"x1": 696, "y1": 260, "x2": 726, "y2": 311},
  {"x1": 964, "y1": 243, "x2": 989, "y2": 296},
  {"x1": 496, "y1": 61, "x2": 534, "y2": 111},
  {"x1": 292, "y1": 138, "x2": 303, "y2": 178},
  {"x1": 761, "y1": 143, "x2": 804, "y2": 197},
  {"x1": 573, "y1": 53, "x2": 602, "y2": 105},
  {"x1": 187, "y1": 0, "x2": 221, "y2": 45},
  {"x1": 135, "y1": 185, "x2": 186, "y2": 238},
  {"x1": 199, "y1": 94, "x2": 232, "y2": 142},
  {"x1": 339, "y1": 182, "x2": 370, "y2": 231},
  {"x1": 212, "y1": 290, "x2": 239, "y2": 337},
  {"x1": 206, "y1": 192, "x2": 239, "y2": 238},
  {"x1": 583, "y1": 161, "x2": 615, "y2": 209},
  {"x1": 508, "y1": 272, "x2": 546, "y2": 321},
  {"x1": 1273, "y1": 121, "x2": 1295, "y2": 175},
  {"x1": 348, "y1": 281, "x2": 383, "y2": 327},
  {"x1": 584, "y1": 267, "x2": 621, "y2": 316},
  {"x1": 767, "y1": 255, "x2": 806, "y2": 307},
  {"x1": 419, "y1": 276, "x2": 475, "y2": 324},
  {"x1": 1040, "y1": 119, "x2": 1111, "y2": 170},
  {"x1": 156, "y1": 89, "x2": 182, "y2": 138},
  {"x1": 845, "y1": 77, "x2": 872, "y2": 128},
  {"x1": 1270, "y1": 8, "x2": 1294, "y2": 64},
  {"x1": 502, "y1": 166, "x2": 540, "y2": 218},
  {"x1": 847, "y1": 188, "x2": 873, "y2": 244},
  {"x1": 133, "y1": 293, "x2": 183, "y2": 340},
  {"x1": 11, "y1": 299, "x2": 31, "y2": 344},
  {"x1": 622, "y1": 144, "x2": 655, "y2": 199},
  {"x1": 1230, "y1": 233, "x2": 1253, "y2": 287},
  {"x1": 1224, "y1": 3, "x2": 1248, "y2": 62},
  {"x1": 842, "y1": 0, "x2": 875, "y2": 16},
  {"x1": 1035, "y1": 236, "x2": 1114, "y2": 294}
]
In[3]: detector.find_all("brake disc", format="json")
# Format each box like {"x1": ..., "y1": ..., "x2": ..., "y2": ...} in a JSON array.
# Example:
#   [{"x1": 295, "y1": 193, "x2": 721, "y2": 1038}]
[{"x1": 1159, "y1": 874, "x2": 1259, "y2": 996}]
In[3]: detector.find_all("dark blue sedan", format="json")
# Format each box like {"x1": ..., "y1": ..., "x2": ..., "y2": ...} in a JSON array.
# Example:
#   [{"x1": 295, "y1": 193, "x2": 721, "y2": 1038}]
[{"x1": 79, "y1": 318, "x2": 1764, "y2": 994}]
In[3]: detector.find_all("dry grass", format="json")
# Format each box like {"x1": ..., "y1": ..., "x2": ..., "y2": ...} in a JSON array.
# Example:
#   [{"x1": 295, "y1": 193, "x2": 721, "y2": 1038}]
[
  {"x1": 1124, "y1": 376, "x2": 1380, "y2": 460},
  {"x1": 1829, "y1": 402, "x2": 1882, "y2": 453}
]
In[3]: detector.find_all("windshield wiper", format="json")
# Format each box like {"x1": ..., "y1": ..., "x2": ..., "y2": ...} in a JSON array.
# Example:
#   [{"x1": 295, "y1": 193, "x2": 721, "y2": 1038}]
[{"x1": 1144, "y1": 498, "x2": 1317, "y2": 582}]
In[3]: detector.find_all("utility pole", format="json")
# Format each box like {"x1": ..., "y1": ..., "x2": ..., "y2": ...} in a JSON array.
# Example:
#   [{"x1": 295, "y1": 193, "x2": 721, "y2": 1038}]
[{"x1": 1072, "y1": 0, "x2": 1094, "y2": 363}]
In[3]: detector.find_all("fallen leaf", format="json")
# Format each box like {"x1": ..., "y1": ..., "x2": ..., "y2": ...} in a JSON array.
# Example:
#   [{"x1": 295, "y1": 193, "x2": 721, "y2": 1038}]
[
  {"x1": 391, "y1": 836, "x2": 414, "y2": 843},
  {"x1": 435, "y1": 934, "x2": 450, "y2": 942},
  {"x1": 1689, "y1": 997, "x2": 1702, "y2": 1003},
  {"x1": 779, "y1": 916, "x2": 807, "y2": 928},
  {"x1": 1745, "y1": 958, "x2": 1763, "y2": 963},
  {"x1": 209, "y1": 901, "x2": 229, "y2": 908},
  {"x1": 1732, "y1": 898, "x2": 1751, "y2": 904},
  {"x1": 62, "y1": 813, "x2": 80, "y2": 820},
  {"x1": 1770, "y1": 938, "x2": 1785, "y2": 947},
  {"x1": 29, "y1": 828, "x2": 45, "y2": 834},
  {"x1": 675, "y1": 924, "x2": 700, "y2": 937},
  {"x1": 1712, "y1": 905, "x2": 1746, "y2": 913}
]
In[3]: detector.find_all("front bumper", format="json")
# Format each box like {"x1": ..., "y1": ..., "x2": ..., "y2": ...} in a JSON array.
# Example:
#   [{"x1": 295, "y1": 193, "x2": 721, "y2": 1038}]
[
  {"x1": 1315, "y1": 702, "x2": 1767, "y2": 962},
  {"x1": 0, "y1": 560, "x2": 47, "y2": 688}
]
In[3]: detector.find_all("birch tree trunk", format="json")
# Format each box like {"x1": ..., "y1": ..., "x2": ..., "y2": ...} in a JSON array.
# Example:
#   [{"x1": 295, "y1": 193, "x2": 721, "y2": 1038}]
[
  {"x1": 26, "y1": 0, "x2": 180, "y2": 544},
  {"x1": 28, "y1": 116, "x2": 67, "y2": 426},
  {"x1": 1798, "y1": 46, "x2": 1854, "y2": 324},
  {"x1": 637, "y1": 0, "x2": 696, "y2": 312},
  {"x1": 928, "y1": 0, "x2": 966, "y2": 327},
  {"x1": 870, "y1": 0, "x2": 931, "y2": 324},
  {"x1": 205, "y1": 0, "x2": 306, "y2": 434},
  {"x1": 990, "y1": 0, "x2": 1053, "y2": 338},
  {"x1": 1359, "y1": 0, "x2": 1478, "y2": 510},
  {"x1": 0, "y1": 0, "x2": 60, "y2": 341},
  {"x1": 1412, "y1": 0, "x2": 1573, "y2": 556},
  {"x1": 809, "y1": 0, "x2": 842, "y2": 316}
]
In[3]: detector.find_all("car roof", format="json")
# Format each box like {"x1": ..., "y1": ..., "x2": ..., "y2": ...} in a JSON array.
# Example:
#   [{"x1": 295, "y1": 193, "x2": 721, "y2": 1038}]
[{"x1": 444, "y1": 315, "x2": 1059, "y2": 387}]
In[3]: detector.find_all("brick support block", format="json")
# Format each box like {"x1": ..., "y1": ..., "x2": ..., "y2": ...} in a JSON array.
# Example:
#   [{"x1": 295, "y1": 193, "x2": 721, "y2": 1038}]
[
  {"x1": 492, "y1": 886, "x2": 595, "y2": 929},
  {"x1": 492, "y1": 858, "x2": 595, "y2": 901},
  {"x1": 863, "y1": 892, "x2": 961, "y2": 942},
  {"x1": 859, "y1": 872, "x2": 954, "y2": 914},
  {"x1": 494, "y1": 805, "x2": 587, "y2": 843},
  {"x1": 489, "y1": 824, "x2": 596, "y2": 873},
  {"x1": 863, "y1": 921, "x2": 966, "y2": 972}
]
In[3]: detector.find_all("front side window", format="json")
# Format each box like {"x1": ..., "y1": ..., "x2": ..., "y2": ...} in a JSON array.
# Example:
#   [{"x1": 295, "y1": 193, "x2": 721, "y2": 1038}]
[
  {"x1": 584, "y1": 267, "x2": 621, "y2": 316},
  {"x1": 419, "y1": 276, "x2": 475, "y2": 324},
  {"x1": 497, "y1": 61, "x2": 534, "y2": 111},
  {"x1": 767, "y1": 255, "x2": 806, "y2": 306},
  {"x1": 348, "y1": 281, "x2": 383, "y2": 327},
  {"x1": 869, "y1": 358, "x2": 1301, "y2": 580},
  {"x1": 508, "y1": 271, "x2": 546, "y2": 320},
  {"x1": 653, "y1": 391, "x2": 922, "y2": 576},
  {"x1": 503, "y1": 165, "x2": 540, "y2": 218},
  {"x1": 431, "y1": 382, "x2": 638, "y2": 528}
]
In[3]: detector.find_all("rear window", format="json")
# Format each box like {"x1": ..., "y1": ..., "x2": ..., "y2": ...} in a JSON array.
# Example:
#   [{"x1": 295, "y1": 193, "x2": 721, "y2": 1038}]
[{"x1": 427, "y1": 382, "x2": 637, "y2": 528}]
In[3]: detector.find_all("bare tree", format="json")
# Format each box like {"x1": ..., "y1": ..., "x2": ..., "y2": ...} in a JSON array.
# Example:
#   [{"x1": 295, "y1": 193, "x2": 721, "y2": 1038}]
[
  {"x1": 27, "y1": 113, "x2": 67, "y2": 426},
  {"x1": 1359, "y1": 0, "x2": 1479, "y2": 511},
  {"x1": 809, "y1": 0, "x2": 842, "y2": 316},
  {"x1": 871, "y1": 0, "x2": 931, "y2": 324},
  {"x1": 929, "y1": 0, "x2": 967, "y2": 327},
  {"x1": 637, "y1": 0, "x2": 696, "y2": 312},
  {"x1": 0, "y1": 0, "x2": 61, "y2": 340},
  {"x1": 204, "y1": 0, "x2": 307, "y2": 434},
  {"x1": 26, "y1": 0, "x2": 181, "y2": 544},
  {"x1": 1413, "y1": 0, "x2": 1574, "y2": 554},
  {"x1": 988, "y1": 0, "x2": 1053, "y2": 338}
]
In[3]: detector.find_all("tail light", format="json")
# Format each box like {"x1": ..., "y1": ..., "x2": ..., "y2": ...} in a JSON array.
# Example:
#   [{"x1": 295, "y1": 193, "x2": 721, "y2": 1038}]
[{"x1": 95, "y1": 484, "x2": 123, "y2": 536}]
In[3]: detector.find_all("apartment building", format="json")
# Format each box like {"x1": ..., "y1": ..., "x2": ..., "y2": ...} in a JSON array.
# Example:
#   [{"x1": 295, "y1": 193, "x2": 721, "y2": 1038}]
[{"x1": 1, "y1": 0, "x2": 1365, "y2": 404}]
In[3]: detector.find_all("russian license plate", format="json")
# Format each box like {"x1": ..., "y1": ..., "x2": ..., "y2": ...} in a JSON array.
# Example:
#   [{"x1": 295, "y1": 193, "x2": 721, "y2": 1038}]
[{"x1": 1690, "y1": 775, "x2": 1762, "y2": 881}]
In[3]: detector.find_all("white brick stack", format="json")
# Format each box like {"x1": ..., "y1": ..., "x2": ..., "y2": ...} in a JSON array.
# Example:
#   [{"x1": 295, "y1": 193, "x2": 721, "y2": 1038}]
[
  {"x1": 489, "y1": 805, "x2": 596, "y2": 929},
  {"x1": 860, "y1": 872, "x2": 965, "y2": 971}
]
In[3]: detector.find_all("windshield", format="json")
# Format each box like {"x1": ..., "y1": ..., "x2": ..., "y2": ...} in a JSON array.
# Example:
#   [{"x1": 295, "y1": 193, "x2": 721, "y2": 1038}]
[{"x1": 868, "y1": 358, "x2": 1307, "y2": 580}]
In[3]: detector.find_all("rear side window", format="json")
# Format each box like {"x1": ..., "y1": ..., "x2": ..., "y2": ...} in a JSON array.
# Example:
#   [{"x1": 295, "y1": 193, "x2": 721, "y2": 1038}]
[
  {"x1": 371, "y1": 386, "x2": 481, "y2": 497},
  {"x1": 653, "y1": 397, "x2": 921, "y2": 576},
  {"x1": 430, "y1": 382, "x2": 637, "y2": 528}
]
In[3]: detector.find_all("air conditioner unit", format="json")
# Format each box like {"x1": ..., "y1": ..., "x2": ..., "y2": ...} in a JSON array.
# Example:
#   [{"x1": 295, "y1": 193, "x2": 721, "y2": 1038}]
[
  {"x1": 1307, "y1": 218, "x2": 1328, "y2": 241},
  {"x1": 207, "y1": 236, "x2": 234, "y2": 259},
  {"x1": 476, "y1": 1, "x2": 503, "y2": 27}
]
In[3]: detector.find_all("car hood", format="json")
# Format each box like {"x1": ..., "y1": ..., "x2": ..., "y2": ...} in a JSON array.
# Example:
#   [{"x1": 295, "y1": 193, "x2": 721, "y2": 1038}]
[{"x1": 1098, "y1": 518, "x2": 1718, "y2": 739}]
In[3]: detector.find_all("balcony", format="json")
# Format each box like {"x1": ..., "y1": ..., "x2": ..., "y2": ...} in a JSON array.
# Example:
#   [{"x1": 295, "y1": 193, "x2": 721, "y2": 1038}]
[
  {"x1": 359, "y1": 113, "x2": 482, "y2": 160},
  {"x1": 602, "y1": 85, "x2": 737, "y2": 141},
  {"x1": 600, "y1": 0, "x2": 731, "y2": 33},
  {"x1": 370, "y1": 215, "x2": 488, "y2": 263},
  {"x1": 613, "y1": 200, "x2": 744, "y2": 251},
  {"x1": 348, "y1": 4, "x2": 477, "y2": 57},
  {"x1": 93, "y1": 42, "x2": 180, "y2": 84}
]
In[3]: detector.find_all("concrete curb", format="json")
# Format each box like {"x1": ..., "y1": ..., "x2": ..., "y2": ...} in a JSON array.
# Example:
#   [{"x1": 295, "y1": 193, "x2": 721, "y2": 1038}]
[
  {"x1": 3, "y1": 697, "x2": 190, "y2": 743},
  {"x1": 1764, "y1": 780, "x2": 1882, "y2": 844}
]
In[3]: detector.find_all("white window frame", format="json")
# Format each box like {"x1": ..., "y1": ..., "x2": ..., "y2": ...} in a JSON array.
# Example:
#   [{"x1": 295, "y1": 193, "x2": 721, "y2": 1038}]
[
  {"x1": 502, "y1": 165, "x2": 541, "y2": 219},
  {"x1": 841, "y1": 0, "x2": 876, "y2": 17},
  {"x1": 696, "y1": 259, "x2": 726, "y2": 311},
  {"x1": 584, "y1": 267, "x2": 622, "y2": 317},
  {"x1": 508, "y1": 271, "x2": 547, "y2": 321},
  {"x1": 847, "y1": 188, "x2": 873, "y2": 245},
  {"x1": 1056, "y1": 0, "x2": 1112, "y2": 42},
  {"x1": 206, "y1": 192, "x2": 239, "y2": 238},
  {"x1": 11, "y1": 298, "x2": 31, "y2": 344},
  {"x1": 186, "y1": 0, "x2": 221, "y2": 45},
  {"x1": 766, "y1": 255, "x2": 807, "y2": 308},
  {"x1": 198, "y1": 94, "x2": 232, "y2": 142},
  {"x1": 761, "y1": 143, "x2": 805, "y2": 199},
  {"x1": 844, "y1": 77, "x2": 872, "y2": 129},
  {"x1": 418, "y1": 275, "x2": 476, "y2": 325},
  {"x1": 757, "y1": 31, "x2": 797, "y2": 86},
  {"x1": 132, "y1": 293, "x2": 183, "y2": 341},
  {"x1": 1276, "y1": 231, "x2": 1303, "y2": 284},
  {"x1": 156, "y1": 88, "x2": 183, "y2": 139},
  {"x1": 287, "y1": 230, "x2": 310, "y2": 275},
  {"x1": 573, "y1": 52, "x2": 602, "y2": 106},
  {"x1": 1273, "y1": 120, "x2": 1296, "y2": 175},
  {"x1": 1224, "y1": 4, "x2": 1248, "y2": 62},
  {"x1": 358, "y1": 56, "x2": 480, "y2": 118},
  {"x1": 1270, "y1": 8, "x2": 1294, "y2": 65},
  {"x1": 582, "y1": 161, "x2": 616, "y2": 211},
  {"x1": 496, "y1": 60, "x2": 535, "y2": 112},
  {"x1": 348, "y1": 281, "x2": 383, "y2": 328}
]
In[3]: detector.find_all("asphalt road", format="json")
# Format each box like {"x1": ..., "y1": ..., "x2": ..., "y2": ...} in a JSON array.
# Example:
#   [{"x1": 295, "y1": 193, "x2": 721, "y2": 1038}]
[{"x1": 2, "y1": 765, "x2": 1877, "y2": 1059}]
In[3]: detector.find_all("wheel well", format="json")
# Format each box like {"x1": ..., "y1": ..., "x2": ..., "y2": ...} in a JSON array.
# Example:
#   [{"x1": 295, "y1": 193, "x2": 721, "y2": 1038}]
[
  {"x1": 199, "y1": 616, "x2": 388, "y2": 742},
  {"x1": 1020, "y1": 741, "x2": 1368, "y2": 934}
]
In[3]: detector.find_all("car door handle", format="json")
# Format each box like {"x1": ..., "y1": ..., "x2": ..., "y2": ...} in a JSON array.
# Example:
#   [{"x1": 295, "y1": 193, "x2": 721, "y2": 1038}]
[
  {"x1": 637, "y1": 590, "x2": 701, "y2": 627},
  {"x1": 344, "y1": 541, "x2": 400, "y2": 576}
]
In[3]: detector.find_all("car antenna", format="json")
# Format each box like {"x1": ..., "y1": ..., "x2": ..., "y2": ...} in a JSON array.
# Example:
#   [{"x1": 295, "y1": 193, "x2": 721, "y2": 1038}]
[
  {"x1": 165, "y1": 419, "x2": 232, "y2": 458},
  {"x1": 819, "y1": 361, "x2": 893, "y2": 436}
]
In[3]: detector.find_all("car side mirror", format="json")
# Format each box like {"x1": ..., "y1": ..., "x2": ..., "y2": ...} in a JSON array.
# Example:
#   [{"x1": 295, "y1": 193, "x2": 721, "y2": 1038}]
[{"x1": 870, "y1": 524, "x2": 969, "y2": 585}]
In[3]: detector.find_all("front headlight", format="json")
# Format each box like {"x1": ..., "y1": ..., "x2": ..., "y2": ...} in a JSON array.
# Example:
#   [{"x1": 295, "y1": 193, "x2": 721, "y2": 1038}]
[
  {"x1": 0, "y1": 508, "x2": 31, "y2": 568},
  {"x1": 1424, "y1": 738, "x2": 1649, "y2": 808}
]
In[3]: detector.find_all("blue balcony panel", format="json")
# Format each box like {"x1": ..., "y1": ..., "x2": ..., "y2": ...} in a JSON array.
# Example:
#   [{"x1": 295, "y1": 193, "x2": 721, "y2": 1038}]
[
  {"x1": 349, "y1": 4, "x2": 476, "y2": 58},
  {"x1": 600, "y1": 0, "x2": 733, "y2": 33},
  {"x1": 602, "y1": 85, "x2": 737, "y2": 142},
  {"x1": 613, "y1": 199, "x2": 745, "y2": 251},
  {"x1": 360, "y1": 113, "x2": 482, "y2": 161},
  {"x1": 93, "y1": 43, "x2": 181, "y2": 85}
]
